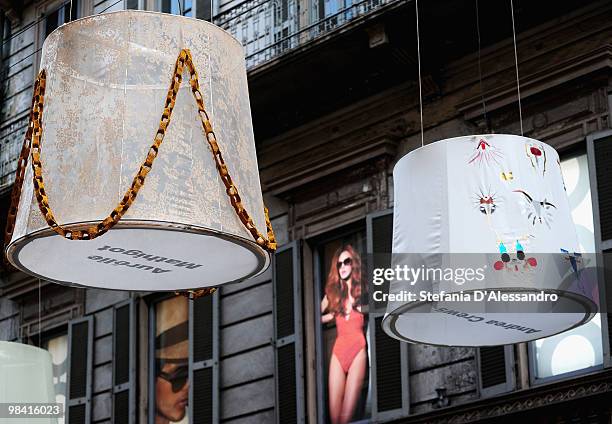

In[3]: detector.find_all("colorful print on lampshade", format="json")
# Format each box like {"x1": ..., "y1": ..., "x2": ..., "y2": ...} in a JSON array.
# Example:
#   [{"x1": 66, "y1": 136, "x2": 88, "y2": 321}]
[
  {"x1": 382, "y1": 134, "x2": 598, "y2": 346},
  {"x1": 5, "y1": 11, "x2": 275, "y2": 291}
]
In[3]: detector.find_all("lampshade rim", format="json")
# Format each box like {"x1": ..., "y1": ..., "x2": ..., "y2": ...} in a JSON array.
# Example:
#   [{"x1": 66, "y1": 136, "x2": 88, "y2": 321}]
[
  {"x1": 392, "y1": 133, "x2": 558, "y2": 175},
  {"x1": 0, "y1": 340, "x2": 52, "y2": 362},
  {"x1": 43, "y1": 10, "x2": 244, "y2": 52},
  {"x1": 6, "y1": 219, "x2": 271, "y2": 291},
  {"x1": 382, "y1": 312, "x2": 597, "y2": 347},
  {"x1": 381, "y1": 287, "x2": 598, "y2": 347},
  {"x1": 0, "y1": 341, "x2": 54, "y2": 359}
]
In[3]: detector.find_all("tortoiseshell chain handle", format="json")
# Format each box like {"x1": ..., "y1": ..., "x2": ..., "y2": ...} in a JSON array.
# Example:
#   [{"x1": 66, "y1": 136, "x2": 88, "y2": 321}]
[{"x1": 4, "y1": 49, "x2": 276, "y2": 299}]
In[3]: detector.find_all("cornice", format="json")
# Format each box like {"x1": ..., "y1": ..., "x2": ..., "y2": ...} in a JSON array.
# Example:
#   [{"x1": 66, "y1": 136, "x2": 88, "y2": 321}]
[
  {"x1": 261, "y1": 134, "x2": 397, "y2": 196},
  {"x1": 457, "y1": 45, "x2": 612, "y2": 121},
  {"x1": 401, "y1": 369, "x2": 612, "y2": 424}
]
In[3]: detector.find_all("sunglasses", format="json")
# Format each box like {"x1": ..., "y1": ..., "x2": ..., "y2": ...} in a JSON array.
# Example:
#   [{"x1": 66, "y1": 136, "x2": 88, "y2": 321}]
[
  {"x1": 501, "y1": 250, "x2": 525, "y2": 263},
  {"x1": 337, "y1": 257, "x2": 352, "y2": 269},
  {"x1": 158, "y1": 365, "x2": 188, "y2": 393}
]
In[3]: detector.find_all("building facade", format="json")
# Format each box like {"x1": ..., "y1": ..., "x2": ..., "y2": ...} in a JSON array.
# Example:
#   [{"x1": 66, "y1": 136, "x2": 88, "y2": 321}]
[{"x1": 0, "y1": 0, "x2": 611, "y2": 423}]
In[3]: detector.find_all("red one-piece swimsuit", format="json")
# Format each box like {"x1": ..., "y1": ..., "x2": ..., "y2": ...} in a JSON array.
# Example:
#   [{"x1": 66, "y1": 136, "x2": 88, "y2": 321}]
[{"x1": 332, "y1": 309, "x2": 366, "y2": 373}]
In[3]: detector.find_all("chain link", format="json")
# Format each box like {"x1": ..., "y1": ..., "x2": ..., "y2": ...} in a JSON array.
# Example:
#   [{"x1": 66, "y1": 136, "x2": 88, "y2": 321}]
[
  {"x1": 4, "y1": 49, "x2": 276, "y2": 298},
  {"x1": 176, "y1": 287, "x2": 218, "y2": 299},
  {"x1": 3, "y1": 76, "x2": 40, "y2": 259}
]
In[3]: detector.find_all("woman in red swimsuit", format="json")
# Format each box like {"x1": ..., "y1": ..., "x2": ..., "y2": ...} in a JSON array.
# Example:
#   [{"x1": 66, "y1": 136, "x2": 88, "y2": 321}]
[{"x1": 321, "y1": 245, "x2": 367, "y2": 424}]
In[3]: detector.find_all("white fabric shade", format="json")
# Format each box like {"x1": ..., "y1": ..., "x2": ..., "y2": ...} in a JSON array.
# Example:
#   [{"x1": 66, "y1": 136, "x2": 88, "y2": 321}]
[{"x1": 382, "y1": 134, "x2": 598, "y2": 346}]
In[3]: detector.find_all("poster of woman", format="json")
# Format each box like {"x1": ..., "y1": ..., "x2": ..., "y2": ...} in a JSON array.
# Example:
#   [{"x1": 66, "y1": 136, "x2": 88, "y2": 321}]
[
  {"x1": 320, "y1": 238, "x2": 370, "y2": 424},
  {"x1": 155, "y1": 296, "x2": 190, "y2": 424}
]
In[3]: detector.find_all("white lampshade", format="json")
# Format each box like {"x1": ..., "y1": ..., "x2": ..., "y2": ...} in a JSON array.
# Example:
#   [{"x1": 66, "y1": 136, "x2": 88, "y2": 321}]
[
  {"x1": 5, "y1": 11, "x2": 271, "y2": 290},
  {"x1": 0, "y1": 341, "x2": 57, "y2": 423},
  {"x1": 382, "y1": 134, "x2": 598, "y2": 346}
]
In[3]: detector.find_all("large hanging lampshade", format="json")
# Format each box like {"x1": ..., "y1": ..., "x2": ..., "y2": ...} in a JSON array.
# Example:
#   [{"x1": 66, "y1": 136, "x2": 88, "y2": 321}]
[
  {"x1": 5, "y1": 11, "x2": 276, "y2": 291},
  {"x1": 0, "y1": 341, "x2": 58, "y2": 423},
  {"x1": 382, "y1": 134, "x2": 598, "y2": 346}
]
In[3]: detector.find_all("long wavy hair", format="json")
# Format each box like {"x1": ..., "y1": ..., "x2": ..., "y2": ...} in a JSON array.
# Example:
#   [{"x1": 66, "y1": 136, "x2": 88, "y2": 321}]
[{"x1": 325, "y1": 244, "x2": 364, "y2": 316}]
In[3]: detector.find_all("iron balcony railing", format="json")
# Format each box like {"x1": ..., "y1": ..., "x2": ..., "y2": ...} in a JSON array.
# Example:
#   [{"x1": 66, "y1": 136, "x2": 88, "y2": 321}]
[{"x1": 214, "y1": 0, "x2": 396, "y2": 68}]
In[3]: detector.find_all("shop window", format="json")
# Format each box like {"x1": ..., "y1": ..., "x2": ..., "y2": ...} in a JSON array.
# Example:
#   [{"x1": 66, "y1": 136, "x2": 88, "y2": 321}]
[
  {"x1": 151, "y1": 296, "x2": 191, "y2": 424},
  {"x1": 529, "y1": 152, "x2": 603, "y2": 381},
  {"x1": 42, "y1": 333, "x2": 69, "y2": 424},
  {"x1": 149, "y1": 294, "x2": 219, "y2": 423},
  {"x1": 281, "y1": 214, "x2": 411, "y2": 423},
  {"x1": 586, "y1": 130, "x2": 612, "y2": 368},
  {"x1": 314, "y1": 228, "x2": 370, "y2": 423}
]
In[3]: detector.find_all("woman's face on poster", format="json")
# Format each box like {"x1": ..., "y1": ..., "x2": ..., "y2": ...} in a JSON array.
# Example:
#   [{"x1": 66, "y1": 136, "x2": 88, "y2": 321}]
[
  {"x1": 156, "y1": 362, "x2": 189, "y2": 422},
  {"x1": 337, "y1": 250, "x2": 353, "y2": 281}
]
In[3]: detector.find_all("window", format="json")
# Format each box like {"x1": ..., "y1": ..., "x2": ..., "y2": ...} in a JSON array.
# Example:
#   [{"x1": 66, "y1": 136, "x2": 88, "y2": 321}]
[
  {"x1": 319, "y1": 0, "x2": 353, "y2": 29},
  {"x1": 151, "y1": 296, "x2": 191, "y2": 424},
  {"x1": 1, "y1": 13, "x2": 10, "y2": 60},
  {"x1": 161, "y1": 0, "x2": 193, "y2": 17},
  {"x1": 289, "y1": 212, "x2": 411, "y2": 423},
  {"x1": 126, "y1": 0, "x2": 143, "y2": 9},
  {"x1": 533, "y1": 315, "x2": 603, "y2": 378},
  {"x1": 530, "y1": 152, "x2": 603, "y2": 381},
  {"x1": 314, "y1": 227, "x2": 372, "y2": 423},
  {"x1": 560, "y1": 153, "x2": 596, "y2": 253},
  {"x1": 42, "y1": 333, "x2": 69, "y2": 424},
  {"x1": 149, "y1": 294, "x2": 218, "y2": 423},
  {"x1": 44, "y1": 1, "x2": 79, "y2": 39},
  {"x1": 587, "y1": 129, "x2": 612, "y2": 367}
]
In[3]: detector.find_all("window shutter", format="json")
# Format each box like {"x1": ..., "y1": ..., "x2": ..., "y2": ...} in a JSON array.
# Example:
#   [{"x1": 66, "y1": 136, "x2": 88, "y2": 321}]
[
  {"x1": 603, "y1": 252, "x2": 612, "y2": 368},
  {"x1": 587, "y1": 130, "x2": 612, "y2": 367},
  {"x1": 112, "y1": 300, "x2": 136, "y2": 424},
  {"x1": 66, "y1": 316, "x2": 93, "y2": 424},
  {"x1": 477, "y1": 345, "x2": 515, "y2": 396},
  {"x1": 273, "y1": 241, "x2": 305, "y2": 424},
  {"x1": 189, "y1": 291, "x2": 219, "y2": 424},
  {"x1": 367, "y1": 210, "x2": 410, "y2": 420}
]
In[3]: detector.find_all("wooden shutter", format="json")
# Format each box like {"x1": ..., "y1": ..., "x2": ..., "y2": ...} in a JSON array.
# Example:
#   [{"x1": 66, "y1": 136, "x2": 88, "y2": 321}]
[
  {"x1": 112, "y1": 300, "x2": 137, "y2": 424},
  {"x1": 66, "y1": 316, "x2": 93, "y2": 424},
  {"x1": 477, "y1": 345, "x2": 515, "y2": 396},
  {"x1": 189, "y1": 291, "x2": 219, "y2": 424},
  {"x1": 273, "y1": 241, "x2": 305, "y2": 424},
  {"x1": 367, "y1": 210, "x2": 410, "y2": 420},
  {"x1": 587, "y1": 130, "x2": 612, "y2": 367}
]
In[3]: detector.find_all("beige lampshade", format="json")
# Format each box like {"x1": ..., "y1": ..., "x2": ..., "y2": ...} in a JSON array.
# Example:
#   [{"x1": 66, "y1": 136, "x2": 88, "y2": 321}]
[{"x1": 6, "y1": 11, "x2": 271, "y2": 291}]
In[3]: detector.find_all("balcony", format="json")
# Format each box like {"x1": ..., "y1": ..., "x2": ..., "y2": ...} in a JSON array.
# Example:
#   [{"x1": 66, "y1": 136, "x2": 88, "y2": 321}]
[
  {"x1": 213, "y1": 0, "x2": 401, "y2": 69},
  {"x1": 229, "y1": 0, "x2": 595, "y2": 143}
]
